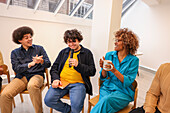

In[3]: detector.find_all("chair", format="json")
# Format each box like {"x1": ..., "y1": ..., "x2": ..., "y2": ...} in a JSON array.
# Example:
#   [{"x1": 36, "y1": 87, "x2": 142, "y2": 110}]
[
  {"x1": 0, "y1": 64, "x2": 16, "y2": 108},
  {"x1": 87, "y1": 78, "x2": 138, "y2": 113},
  {"x1": 50, "y1": 85, "x2": 91, "y2": 113},
  {"x1": 19, "y1": 68, "x2": 50, "y2": 103}
]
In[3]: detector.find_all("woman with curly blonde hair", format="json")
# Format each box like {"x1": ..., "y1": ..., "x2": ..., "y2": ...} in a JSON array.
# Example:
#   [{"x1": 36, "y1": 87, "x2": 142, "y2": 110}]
[{"x1": 90, "y1": 28, "x2": 139, "y2": 113}]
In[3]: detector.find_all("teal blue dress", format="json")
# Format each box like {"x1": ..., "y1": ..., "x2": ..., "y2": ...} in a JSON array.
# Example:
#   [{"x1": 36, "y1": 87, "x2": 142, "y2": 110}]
[{"x1": 90, "y1": 51, "x2": 139, "y2": 113}]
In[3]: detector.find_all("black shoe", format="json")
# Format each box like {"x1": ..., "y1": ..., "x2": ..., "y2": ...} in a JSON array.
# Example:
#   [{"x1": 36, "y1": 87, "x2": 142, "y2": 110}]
[{"x1": 0, "y1": 77, "x2": 2, "y2": 92}]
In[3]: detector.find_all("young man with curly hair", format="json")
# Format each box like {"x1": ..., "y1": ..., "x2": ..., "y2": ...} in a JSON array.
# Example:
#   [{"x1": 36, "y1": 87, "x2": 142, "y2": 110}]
[
  {"x1": 0, "y1": 26, "x2": 51, "y2": 113},
  {"x1": 44, "y1": 29, "x2": 96, "y2": 113}
]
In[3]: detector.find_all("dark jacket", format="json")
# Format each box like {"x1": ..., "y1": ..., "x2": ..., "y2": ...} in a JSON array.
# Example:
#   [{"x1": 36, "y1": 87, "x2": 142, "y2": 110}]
[
  {"x1": 11, "y1": 44, "x2": 51, "y2": 81},
  {"x1": 50, "y1": 45, "x2": 96, "y2": 95}
]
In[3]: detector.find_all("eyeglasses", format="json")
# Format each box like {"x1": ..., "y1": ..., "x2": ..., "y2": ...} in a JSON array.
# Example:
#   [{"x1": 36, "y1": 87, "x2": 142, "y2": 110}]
[{"x1": 114, "y1": 39, "x2": 122, "y2": 42}]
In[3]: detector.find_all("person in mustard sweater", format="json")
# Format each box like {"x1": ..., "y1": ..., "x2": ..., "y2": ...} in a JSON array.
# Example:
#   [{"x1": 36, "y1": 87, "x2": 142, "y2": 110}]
[
  {"x1": 44, "y1": 29, "x2": 96, "y2": 113},
  {"x1": 0, "y1": 51, "x2": 4, "y2": 91},
  {"x1": 130, "y1": 63, "x2": 170, "y2": 113},
  {"x1": 0, "y1": 51, "x2": 4, "y2": 66}
]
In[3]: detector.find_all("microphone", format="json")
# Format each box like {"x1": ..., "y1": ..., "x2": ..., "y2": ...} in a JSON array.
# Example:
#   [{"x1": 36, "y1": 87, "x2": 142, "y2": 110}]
[{"x1": 69, "y1": 49, "x2": 74, "y2": 68}]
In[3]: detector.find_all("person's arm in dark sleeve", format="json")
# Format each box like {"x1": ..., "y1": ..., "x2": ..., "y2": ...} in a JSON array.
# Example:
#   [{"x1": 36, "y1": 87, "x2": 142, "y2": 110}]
[
  {"x1": 40, "y1": 46, "x2": 51, "y2": 68},
  {"x1": 50, "y1": 51, "x2": 63, "y2": 83},
  {"x1": 11, "y1": 50, "x2": 29, "y2": 74},
  {"x1": 74, "y1": 50, "x2": 96, "y2": 77}
]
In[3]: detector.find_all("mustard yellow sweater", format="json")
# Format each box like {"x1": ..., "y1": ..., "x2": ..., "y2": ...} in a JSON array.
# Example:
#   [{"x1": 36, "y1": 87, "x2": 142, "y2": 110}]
[
  {"x1": 144, "y1": 63, "x2": 170, "y2": 113},
  {"x1": 0, "y1": 51, "x2": 4, "y2": 65}
]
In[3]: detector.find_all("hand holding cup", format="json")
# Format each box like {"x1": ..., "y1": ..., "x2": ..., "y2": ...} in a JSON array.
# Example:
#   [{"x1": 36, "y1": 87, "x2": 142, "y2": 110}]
[
  {"x1": 103, "y1": 60, "x2": 113, "y2": 71},
  {"x1": 99, "y1": 56, "x2": 105, "y2": 68}
]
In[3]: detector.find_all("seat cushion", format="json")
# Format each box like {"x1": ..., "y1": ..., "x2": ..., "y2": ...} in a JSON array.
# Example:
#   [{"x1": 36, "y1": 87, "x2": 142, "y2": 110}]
[
  {"x1": 62, "y1": 94, "x2": 70, "y2": 99},
  {"x1": 89, "y1": 95, "x2": 99, "y2": 106},
  {"x1": 89, "y1": 95, "x2": 134, "y2": 113}
]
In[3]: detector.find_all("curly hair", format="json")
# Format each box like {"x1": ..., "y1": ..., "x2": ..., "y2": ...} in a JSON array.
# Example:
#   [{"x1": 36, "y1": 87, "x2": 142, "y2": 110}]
[
  {"x1": 115, "y1": 28, "x2": 139, "y2": 55},
  {"x1": 12, "y1": 26, "x2": 34, "y2": 44},
  {"x1": 64, "y1": 29, "x2": 83, "y2": 43}
]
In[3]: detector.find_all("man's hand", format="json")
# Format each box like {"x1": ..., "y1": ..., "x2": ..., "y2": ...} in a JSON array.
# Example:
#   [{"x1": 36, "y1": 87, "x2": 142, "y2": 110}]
[
  {"x1": 28, "y1": 61, "x2": 36, "y2": 68},
  {"x1": 28, "y1": 55, "x2": 44, "y2": 68},
  {"x1": 33, "y1": 55, "x2": 44, "y2": 64},
  {"x1": 52, "y1": 80, "x2": 62, "y2": 88},
  {"x1": 69, "y1": 58, "x2": 78, "y2": 67}
]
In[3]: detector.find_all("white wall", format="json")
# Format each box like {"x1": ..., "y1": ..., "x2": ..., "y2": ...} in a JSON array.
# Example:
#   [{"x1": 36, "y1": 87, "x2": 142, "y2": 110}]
[
  {"x1": 0, "y1": 3, "x2": 92, "y2": 75},
  {"x1": 121, "y1": 0, "x2": 170, "y2": 70},
  {"x1": 90, "y1": 0, "x2": 122, "y2": 94}
]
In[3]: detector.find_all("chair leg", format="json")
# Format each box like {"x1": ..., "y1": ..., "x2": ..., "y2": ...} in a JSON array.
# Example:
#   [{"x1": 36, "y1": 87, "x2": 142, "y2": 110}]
[
  {"x1": 87, "y1": 103, "x2": 91, "y2": 113},
  {"x1": 50, "y1": 108, "x2": 53, "y2": 113},
  {"x1": 82, "y1": 106, "x2": 84, "y2": 113},
  {"x1": 12, "y1": 98, "x2": 16, "y2": 108},
  {"x1": 20, "y1": 93, "x2": 24, "y2": 103}
]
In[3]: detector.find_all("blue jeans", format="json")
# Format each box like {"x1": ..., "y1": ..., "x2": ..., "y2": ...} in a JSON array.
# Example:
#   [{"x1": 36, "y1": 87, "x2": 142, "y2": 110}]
[{"x1": 44, "y1": 83, "x2": 86, "y2": 113}]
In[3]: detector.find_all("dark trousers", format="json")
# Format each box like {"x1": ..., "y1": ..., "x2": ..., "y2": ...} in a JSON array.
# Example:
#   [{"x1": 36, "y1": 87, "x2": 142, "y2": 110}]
[
  {"x1": 129, "y1": 106, "x2": 161, "y2": 113},
  {"x1": 0, "y1": 77, "x2": 2, "y2": 91}
]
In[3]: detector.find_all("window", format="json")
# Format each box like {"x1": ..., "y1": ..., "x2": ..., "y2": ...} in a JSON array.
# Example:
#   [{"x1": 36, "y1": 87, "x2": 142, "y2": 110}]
[
  {"x1": 122, "y1": 0, "x2": 137, "y2": 16},
  {"x1": 11, "y1": 0, "x2": 27, "y2": 7},
  {"x1": 69, "y1": 0, "x2": 93, "y2": 19}
]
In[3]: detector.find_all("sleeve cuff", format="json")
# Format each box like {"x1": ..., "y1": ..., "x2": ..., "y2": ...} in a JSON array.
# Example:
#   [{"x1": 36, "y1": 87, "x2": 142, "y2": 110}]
[
  {"x1": 99, "y1": 69, "x2": 108, "y2": 80},
  {"x1": 123, "y1": 75, "x2": 130, "y2": 87}
]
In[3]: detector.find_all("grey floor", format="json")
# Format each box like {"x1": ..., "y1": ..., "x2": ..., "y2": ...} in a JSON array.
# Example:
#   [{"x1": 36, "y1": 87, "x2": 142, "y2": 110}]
[
  {"x1": 0, "y1": 68, "x2": 155, "y2": 113},
  {"x1": 135, "y1": 68, "x2": 155, "y2": 107}
]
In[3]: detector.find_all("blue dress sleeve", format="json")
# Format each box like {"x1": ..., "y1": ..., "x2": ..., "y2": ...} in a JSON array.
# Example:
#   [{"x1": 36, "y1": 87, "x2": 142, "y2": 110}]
[{"x1": 123, "y1": 57, "x2": 139, "y2": 88}]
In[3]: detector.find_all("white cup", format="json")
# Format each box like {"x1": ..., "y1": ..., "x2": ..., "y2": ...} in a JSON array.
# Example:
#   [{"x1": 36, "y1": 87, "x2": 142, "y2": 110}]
[{"x1": 103, "y1": 60, "x2": 113, "y2": 70}]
